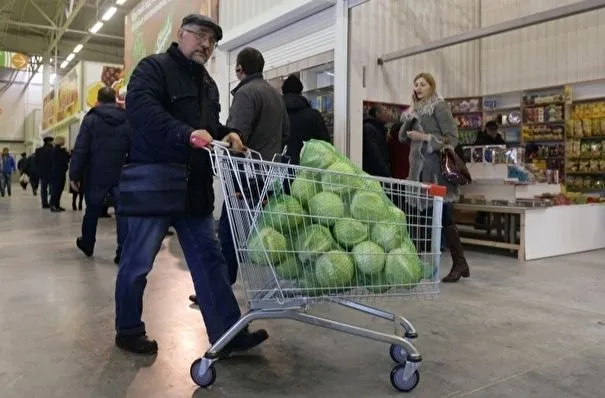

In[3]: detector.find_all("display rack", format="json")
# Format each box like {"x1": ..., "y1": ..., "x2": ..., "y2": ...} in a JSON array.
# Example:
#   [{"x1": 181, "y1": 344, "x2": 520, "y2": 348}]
[
  {"x1": 565, "y1": 98, "x2": 605, "y2": 193},
  {"x1": 520, "y1": 86, "x2": 572, "y2": 185},
  {"x1": 446, "y1": 97, "x2": 483, "y2": 145}
]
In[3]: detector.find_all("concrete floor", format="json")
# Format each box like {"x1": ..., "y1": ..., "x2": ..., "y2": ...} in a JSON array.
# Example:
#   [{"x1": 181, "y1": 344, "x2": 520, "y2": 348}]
[{"x1": 1, "y1": 189, "x2": 605, "y2": 398}]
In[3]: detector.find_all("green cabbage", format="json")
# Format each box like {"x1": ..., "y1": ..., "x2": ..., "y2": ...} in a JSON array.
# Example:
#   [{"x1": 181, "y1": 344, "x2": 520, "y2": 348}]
[
  {"x1": 321, "y1": 162, "x2": 362, "y2": 195},
  {"x1": 248, "y1": 227, "x2": 288, "y2": 265},
  {"x1": 300, "y1": 140, "x2": 337, "y2": 169},
  {"x1": 291, "y1": 172, "x2": 321, "y2": 208},
  {"x1": 384, "y1": 248, "x2": 423, "y2": 286},
  {"x1": 351, "y1": 241, "x2": 386, "y2": 276},
  {"x1": 275, "y1": 255, "x2": 301, "y2": 280},
  {"x1": 259, "y1": 195, "x2": 305, "y2": 234},
  {"x1": 308, "y1": 191, "x2": 345, "y2": 226},
  {"x1": 371, "y1": 223, "x2": 404, "y2": 252},
  {"x1": 315, "y1": 250, "x2": 355, "y2": 288},
  {"x1": 294, "y1": 224, "x2": 337, "y2": 264},
  {"x1": 350, "y1": 191, "x2": 389, "y2": 222},
  {"x1": 332, "y1": 218, "x2": 368, "y2": 249}
]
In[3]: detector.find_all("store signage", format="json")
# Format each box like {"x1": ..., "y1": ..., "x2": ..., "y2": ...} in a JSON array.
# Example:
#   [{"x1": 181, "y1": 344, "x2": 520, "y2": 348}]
[
  {"x1": 123, "y1": 0, "x2": 219, "y2": 85},
  {"x1": 57, "y1": 65, "x2": 81, "y2": 124},
  {"x1": 83, "y1": 63, "x2": 124, "y2": 110},
  {"x1": 0, "y1": 51, "x2": 29, "y2": 70},
  {"x1": 42, "y1": 89, "x2": 57, "y2": 131}
]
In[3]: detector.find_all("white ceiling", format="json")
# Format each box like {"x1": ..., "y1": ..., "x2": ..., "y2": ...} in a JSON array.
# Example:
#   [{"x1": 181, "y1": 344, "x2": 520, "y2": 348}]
[{"x1": 0, "y1": 0, "x2": 138, "y2": 70}]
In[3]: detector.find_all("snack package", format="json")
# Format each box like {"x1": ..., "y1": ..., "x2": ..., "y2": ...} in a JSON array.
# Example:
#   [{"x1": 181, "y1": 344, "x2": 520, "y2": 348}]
[
  {"x1": 574, "y1": 120, "x2": 584, "y2": 137},
  {"x1": 600, "y1": 159, "x2": 605, "y2": 171},
  {"x1": 590, "y1": 160, "x2": 600, "y2": 172},
  {"x1": 579, "y1": 160, "x2": 591, "y2": 172},
  {"x1": 583, "y1": 119, "x2": 593, "y2": 136},
  {"x1": 600, "y1": 118, "x2": 605, "y2": 135}
]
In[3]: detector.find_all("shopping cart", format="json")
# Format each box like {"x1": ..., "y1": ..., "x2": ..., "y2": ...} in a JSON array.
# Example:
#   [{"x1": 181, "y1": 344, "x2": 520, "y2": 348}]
[{"x1": 190, "y1": 141, "x2": 445, "y2": 393}]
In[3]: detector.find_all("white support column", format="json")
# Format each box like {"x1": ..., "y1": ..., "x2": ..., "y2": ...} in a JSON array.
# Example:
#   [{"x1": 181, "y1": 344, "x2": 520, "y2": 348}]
[
  {"x1": 42, "y1": 59, "x2": 50, "y2": 97},
  {"x1": 333, "y1": 0, "x2": 349, "y2": 157}
]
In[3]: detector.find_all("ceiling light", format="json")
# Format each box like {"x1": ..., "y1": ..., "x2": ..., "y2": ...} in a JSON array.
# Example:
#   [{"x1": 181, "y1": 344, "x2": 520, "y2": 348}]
[
  {"x1": 73, "y1": 44, "x2": 83, "y2": 53},
  {"x1": 60, "y1": 61, "x2": 68, "y2": 69},
  {"x1": 89, "y1": 21, "x2": 103, "y2": 34},
  {"x1": 66, "y1": 53, "x2": 75, "y2": 62},
  {"x1": 102, "y1": 7, "x2": 117, "y2": 21},
  {"x1": 116, "y1": 0, "x2": 127, "y2": 5}
]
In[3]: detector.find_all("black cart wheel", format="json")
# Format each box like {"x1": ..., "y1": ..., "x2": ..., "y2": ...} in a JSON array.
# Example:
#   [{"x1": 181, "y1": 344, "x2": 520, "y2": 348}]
[
  {"x1": 190, "y1": 358, "x2": 216, "y2": 388},
  {"x1": 390, "y1": 364, "x2": 420, "y2": 392}
]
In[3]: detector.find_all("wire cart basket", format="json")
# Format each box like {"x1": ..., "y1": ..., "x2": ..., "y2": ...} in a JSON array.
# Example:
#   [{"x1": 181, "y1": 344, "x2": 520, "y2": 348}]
[{"x1": 190, "y1": 142, "x2": 445, "y2": 393}]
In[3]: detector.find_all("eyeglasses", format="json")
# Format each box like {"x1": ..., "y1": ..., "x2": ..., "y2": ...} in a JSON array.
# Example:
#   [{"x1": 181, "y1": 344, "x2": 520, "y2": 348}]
[{"x1": 183, "y1": 28, "x2": 217, "y2": 47}]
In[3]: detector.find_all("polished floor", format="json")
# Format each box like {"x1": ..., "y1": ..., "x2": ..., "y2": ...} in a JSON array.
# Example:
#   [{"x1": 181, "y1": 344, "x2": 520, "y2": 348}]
[{"x1": 1, "y1": 188, "x2": 604, "y2": 398}]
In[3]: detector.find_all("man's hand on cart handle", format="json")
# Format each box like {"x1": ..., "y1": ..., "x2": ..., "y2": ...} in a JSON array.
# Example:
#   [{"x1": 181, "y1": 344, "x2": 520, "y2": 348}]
[
  {"x1": 222, "y1": 132, "x2": 247, "y2": 153},
  {"x1": 190, "y1": 130, "x2": 214, "y2": 148}
]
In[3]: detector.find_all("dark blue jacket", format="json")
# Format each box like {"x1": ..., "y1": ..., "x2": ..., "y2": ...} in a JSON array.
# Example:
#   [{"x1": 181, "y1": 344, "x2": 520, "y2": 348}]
[
  {"x1": 34, "y1": 143, "x2": 54, "y2": 179},
  {"x1": 125, "y1": 43, "x2": 231, "y2": 216},
  {"x1": 69, "y1": 103, "x2": 130, "y2": 188},
  {"x1": 51, "y1": 145, "x2": 69, "y2": 179}
]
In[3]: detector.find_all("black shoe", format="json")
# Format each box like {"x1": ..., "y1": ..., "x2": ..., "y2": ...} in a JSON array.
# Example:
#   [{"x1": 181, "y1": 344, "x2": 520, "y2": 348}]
[
  {"x1": 217, "y1": 328, "x2": 269, "y2": 359},
  {"x1": 50, "y1": 206, "x2": 61, "y2": 212},
  {"x1": 42, "y1": 204, "x2": 49, "y2": 209},
  {"x1": 115, "y1": 334, "x2": 158, "y2": 355},
  {"x1": 189, "y1": 294, "x2": 198, "y2": 305},
  {"x1": 76, "y1": 237, "x2": 93, "y2": 257}
]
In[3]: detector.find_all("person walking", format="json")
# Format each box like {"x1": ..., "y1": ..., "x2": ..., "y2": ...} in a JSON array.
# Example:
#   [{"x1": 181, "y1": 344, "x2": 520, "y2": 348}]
[
  {"x1": 35, "y1": 137, "x2": 54, "y2": 207},
  {"x1": 115, "y1": 14, "x2": 268, "y2": 355},
  {"x1": 0, "y1": 148, "x2": 16, "y2": 197},
  {"x1": 50, "y1": 137, "x2": 69, "y2": 212},
  {"x1": 70, "y1": 87, "x2": 130, "y2": 264}
]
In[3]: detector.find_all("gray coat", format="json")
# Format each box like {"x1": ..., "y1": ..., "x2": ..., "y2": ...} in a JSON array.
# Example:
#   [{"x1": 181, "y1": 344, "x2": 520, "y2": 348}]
[
  {"x1": 399, "y1": 98, "x2": 459, "y2": 203},
  {"x1": 227, "y1": 73, "x2": 290, "y2": 160}
]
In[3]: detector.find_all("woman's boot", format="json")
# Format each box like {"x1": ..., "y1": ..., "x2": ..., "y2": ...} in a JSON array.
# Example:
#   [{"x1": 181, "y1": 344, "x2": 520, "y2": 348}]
[{"x1": 442, "y1": 225, "x2": 470, "y2": 283}]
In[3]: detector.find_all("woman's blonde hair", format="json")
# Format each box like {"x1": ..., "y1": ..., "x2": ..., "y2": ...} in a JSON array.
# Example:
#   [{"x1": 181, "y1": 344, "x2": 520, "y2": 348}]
[{"x1": 412, "y1": 72, "x2": 437, "y2": 103}]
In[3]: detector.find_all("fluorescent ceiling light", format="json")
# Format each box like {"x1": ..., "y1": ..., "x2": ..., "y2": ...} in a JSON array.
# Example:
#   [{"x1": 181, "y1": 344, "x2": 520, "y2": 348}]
[
  {"x1": 102, "y1": 7, "x2": 117, "y2": 21},
  {"x1": 89, "y1": 21, "x2": 103, "y2": 34},
  {"x1": 73, "y1": 44, "x2": 83, "y2": 53},
  {"x1": 66, "y1": 53, "x2": 75, "y2": 62},
  {"x1": 60, "y1": 61, "x2": 69, "y2": 69},
  {"x1": 116, "y1": 0, "x2": 127, "y2": 5}
]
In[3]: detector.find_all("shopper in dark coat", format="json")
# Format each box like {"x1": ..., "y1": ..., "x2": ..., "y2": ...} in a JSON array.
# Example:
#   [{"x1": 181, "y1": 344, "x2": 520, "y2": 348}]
[
  {"x1": 34, "y1": 136, "x2": 54, "y2": 207},
  {"x1": 116, "y1": 14, "x2": 267, "y2": 356},
  {"x1": 226, "y1": 47, "x2": 289, "y2": 161},
  {"x1": 50, "y1": 136, "x2": 69, "y2": 212},
  {"x1": 70, "y1": 87, "x2": 130, "y2": 262},
  {"x1": 281, "y1": 75, "x2": 331, "y2": 164},
  {"x1": 25, "y1": 153, "x2": 39, "y2": 195},
  {"x1": 362, "y1": 105, "x2": 391, "y2": 177}
]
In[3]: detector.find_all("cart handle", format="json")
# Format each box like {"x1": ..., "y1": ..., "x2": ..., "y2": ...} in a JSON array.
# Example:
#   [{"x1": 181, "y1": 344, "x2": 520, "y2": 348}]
[{"x1": 200, "y1": 138, "x2": 262, "y2": 176}]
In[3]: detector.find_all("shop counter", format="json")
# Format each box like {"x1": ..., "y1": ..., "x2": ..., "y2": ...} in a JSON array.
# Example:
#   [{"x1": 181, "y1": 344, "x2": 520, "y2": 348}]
[{"x1": 453, "y1": 202, "x2": 605, "y2": 261}]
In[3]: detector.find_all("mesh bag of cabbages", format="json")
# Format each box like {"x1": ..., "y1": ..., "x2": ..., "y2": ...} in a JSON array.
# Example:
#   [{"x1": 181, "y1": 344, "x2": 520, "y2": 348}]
[{"x1": 245, "y1": 139, "x2": 440, "y2": 300}]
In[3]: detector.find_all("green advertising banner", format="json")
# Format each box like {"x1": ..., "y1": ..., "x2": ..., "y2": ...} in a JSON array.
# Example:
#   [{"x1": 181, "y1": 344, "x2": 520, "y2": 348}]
[
  {"x1": 123, "y1": 0, "x2": 219, "y2": 84},
  {"x1": 0, "y1": 51, "x2": 29, "y2": 70}
]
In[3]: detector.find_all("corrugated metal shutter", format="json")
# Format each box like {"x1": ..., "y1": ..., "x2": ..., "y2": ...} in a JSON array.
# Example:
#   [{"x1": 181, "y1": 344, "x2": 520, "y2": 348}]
[{"x1": 228, "y1": 6, "x2": 335, "y2": 87}]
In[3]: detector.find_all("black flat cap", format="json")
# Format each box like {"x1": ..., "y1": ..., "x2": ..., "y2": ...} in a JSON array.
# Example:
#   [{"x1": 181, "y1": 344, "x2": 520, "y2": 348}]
[{"x1": 181, "y1": 14, "x2": 223, "y2": 42}]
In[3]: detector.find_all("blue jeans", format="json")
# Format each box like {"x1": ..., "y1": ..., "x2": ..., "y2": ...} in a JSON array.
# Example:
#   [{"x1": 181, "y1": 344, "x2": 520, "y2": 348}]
[
  {"x1": 218, "y1": 203, "x2": 238, "y2": 285},
  {"x1": 115, "y1": 215, "x2": 241, "y2": 343},
  {"x1": 0, "y1": 173, "x2": 11, "y2": 196},
  {"x1": 82, "y1": 185, "x2": 127, "y2": 256}
]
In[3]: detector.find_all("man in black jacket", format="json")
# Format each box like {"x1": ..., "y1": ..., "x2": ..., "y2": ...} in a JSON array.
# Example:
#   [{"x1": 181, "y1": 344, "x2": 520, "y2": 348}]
[
  {"x1": 34, "y1": 136, "x2": 54, "y2": 208},
  {"x1": 281, "y1": 75, "x2": 331, "y2": 164},
  {"x1": 362, "y1": 105, "x2": 391, "y2": 177},
  {"x1": 50, "y1": 136, "x2": 70, "y2": 212},
  {"x1": 115, "y1": 14, "x2": 268, "y2": 356},
  {"x1": 70, "y1": 87, "x2": 130, "y2": 263}
]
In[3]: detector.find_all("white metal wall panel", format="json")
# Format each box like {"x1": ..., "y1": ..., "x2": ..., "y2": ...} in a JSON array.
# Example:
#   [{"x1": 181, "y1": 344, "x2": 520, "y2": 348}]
[
  {"x1": 349, "y1": 0, "x2": 481, "y2": 103},
  {"x1": 481, "y1": 0, "x2": 605, "y2": 94},
  {"x1": 219, "y1": 0, "x2": 289, "y2": 33},
  {"x1": 228, "y1": 7, "x2": 336, "y2": 86}
]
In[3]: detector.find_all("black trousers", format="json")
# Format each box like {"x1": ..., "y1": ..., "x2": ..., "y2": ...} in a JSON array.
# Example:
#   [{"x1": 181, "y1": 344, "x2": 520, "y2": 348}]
[{"x1": 51, "y1": 175, "x2": 66, "y2": 207}]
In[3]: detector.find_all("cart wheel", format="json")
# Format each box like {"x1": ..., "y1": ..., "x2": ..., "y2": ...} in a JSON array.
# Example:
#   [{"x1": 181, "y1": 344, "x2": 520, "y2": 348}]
[
  {"x1": 389, "y1": 344, "x2": 408, "y2": 364},
  {"x1": 190, "y1": 358, "x2": 216, "y2": 388},
  {"x1": 390, "y1": 364, "x2": 419, "y2": 393}
]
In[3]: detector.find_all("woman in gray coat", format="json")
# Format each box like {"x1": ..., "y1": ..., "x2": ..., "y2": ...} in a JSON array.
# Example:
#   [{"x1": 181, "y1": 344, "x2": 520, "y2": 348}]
[{"x1": 399, "y1": 72, "x2": 470, "y2": 283}]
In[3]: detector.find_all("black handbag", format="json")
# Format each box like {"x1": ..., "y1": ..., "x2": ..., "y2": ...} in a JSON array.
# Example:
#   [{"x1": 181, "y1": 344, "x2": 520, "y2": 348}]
[{"x1": 117, "y1": 163, "x2": 188, "y2": 217}]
